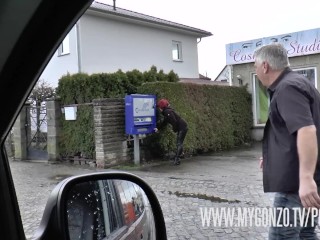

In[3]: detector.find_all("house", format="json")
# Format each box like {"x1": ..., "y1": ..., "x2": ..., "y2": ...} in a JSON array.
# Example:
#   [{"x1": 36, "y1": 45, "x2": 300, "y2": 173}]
[
  {"x1": 199, "y1": 74, "x2": 211, "y2": 80},
  {"x1": 179, "y1": 74, "x2": 230, "y2": 86},
  {"x1": 226, "y1": 27, "x2": 320, "y2": 140},
  {"x1": 213, "y1": 65, "x2": 232, "y2": 86},
  {"x1": 40, "y1": 1, "x2": 212, "y2": 87}
]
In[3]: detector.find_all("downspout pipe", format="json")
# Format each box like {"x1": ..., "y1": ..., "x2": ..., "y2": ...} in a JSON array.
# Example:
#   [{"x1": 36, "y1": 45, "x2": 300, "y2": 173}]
[{"x1": 76, "y1": 21, "x2": 82, "y2": 73}]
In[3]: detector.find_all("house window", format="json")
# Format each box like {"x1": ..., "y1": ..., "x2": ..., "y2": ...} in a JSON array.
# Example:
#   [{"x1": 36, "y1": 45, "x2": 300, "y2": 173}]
[
  {"x1": 252, "y1": 67, "x2": 317, "y2": 126},
  {"x1": 172, "y1": 41, "x2": 182, "y2": 61},
  {"x1": 294, "y1": 67, "x2": 317, "y2": 88},
  {"x1": 58, "y1": 34, "x2": 70, "y2": 56}
]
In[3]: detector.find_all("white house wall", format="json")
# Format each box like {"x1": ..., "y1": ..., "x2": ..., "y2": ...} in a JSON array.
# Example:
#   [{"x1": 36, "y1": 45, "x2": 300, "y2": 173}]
[
  {"x1": 38, "y1": 26, "x2": 79, "y2": 87},
  {"x1": 78, "y1": 13, "x2": 199, "y2": 78}
]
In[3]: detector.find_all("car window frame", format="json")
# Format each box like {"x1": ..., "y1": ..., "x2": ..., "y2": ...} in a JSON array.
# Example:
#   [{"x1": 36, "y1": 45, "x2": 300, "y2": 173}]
[{"x1": 0, "y1": 1, "x2": 93, "y2": 239}]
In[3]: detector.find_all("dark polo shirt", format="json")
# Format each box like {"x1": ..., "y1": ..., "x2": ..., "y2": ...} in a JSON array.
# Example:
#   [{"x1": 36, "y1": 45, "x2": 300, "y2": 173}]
[{"x1": 263, "y1": 67, "x2": 320, "y2": 193}]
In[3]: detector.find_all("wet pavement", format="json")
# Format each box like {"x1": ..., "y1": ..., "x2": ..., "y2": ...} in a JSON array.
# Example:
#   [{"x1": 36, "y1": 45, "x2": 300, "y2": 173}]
[{"x1": 9, "y1": 141, "x2": 320, "y2": 239}]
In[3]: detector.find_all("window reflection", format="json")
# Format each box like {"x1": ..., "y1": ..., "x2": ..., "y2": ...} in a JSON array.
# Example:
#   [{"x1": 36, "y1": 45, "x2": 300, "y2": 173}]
[
  {"x1": 67, "y1": 179, "x2": 155, "y2": 240},
  {"x1": 253, "y1": 67, "x2": 317, "y2": 126},
  {"x1": 294, "y1": 68, "x2": 316, "y2": 86}
]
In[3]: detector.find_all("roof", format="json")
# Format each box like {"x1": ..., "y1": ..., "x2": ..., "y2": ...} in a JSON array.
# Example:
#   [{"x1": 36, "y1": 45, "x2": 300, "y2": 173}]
[
  {"x1": 214, "y1": 65, "x2": 232, "y2": 83},
  {"x1": 179, "y1": 78, "x2": 230, "y2": 86},
  {"x1": 90, "y1": 1, "x2": 212, "y2": 38},
  {"x1": 199, "y1": 74, "x2": 211, "y2": 80}
]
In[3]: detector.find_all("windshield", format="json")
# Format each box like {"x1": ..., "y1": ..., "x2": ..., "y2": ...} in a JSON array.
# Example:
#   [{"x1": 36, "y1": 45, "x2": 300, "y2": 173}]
[{"x1": 5, "y1": 0, "x2": 320, "y2": 239}]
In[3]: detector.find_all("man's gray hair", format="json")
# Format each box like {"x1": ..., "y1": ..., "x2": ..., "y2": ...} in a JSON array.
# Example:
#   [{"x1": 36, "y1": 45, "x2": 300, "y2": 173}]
[{"x1": 254, "y1": 43, "x2": 290, "y2": 70}]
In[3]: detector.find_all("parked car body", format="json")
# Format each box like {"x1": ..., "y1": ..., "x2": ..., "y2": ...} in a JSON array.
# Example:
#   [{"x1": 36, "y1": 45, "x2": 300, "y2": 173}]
[{"x1": 67, "y1": 179, "x2": 155, "y2": 239}]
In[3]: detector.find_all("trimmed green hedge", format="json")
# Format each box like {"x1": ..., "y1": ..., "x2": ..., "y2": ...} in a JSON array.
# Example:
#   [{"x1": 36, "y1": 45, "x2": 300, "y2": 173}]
[
  {"x1": 138, "y1": 82, "x2": 253, "y2": 157},
  {"x1": 56, "y1": 66, "x2": 179, "y2": 104},
  {"x1": 59, "y1": 105, "x2": 95, "y2": 159},
  {"x1": 55, "y1": 67, "x2": 252, "y2": 159},
  {"x1": 56, "y1": 67, "x2": 179, "y2": 158}
]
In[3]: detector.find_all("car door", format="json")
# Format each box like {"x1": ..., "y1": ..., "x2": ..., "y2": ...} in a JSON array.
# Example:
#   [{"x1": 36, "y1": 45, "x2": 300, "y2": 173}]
[{"x1": 0, "y1": 1, "x2": 93, "y2": 239}]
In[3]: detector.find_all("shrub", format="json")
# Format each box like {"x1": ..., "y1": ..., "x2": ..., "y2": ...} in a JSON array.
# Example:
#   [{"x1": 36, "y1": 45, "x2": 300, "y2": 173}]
[
  {"x1": 138, "y1": 82, "x2": 253, "y2": 157},
  {"x1": 56, "y1": 66, "x2": 179, "y2": 158}
]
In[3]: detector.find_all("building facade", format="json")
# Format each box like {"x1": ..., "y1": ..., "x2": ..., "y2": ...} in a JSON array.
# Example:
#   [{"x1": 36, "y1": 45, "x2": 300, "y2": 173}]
[
  {"x1": 226, "y1": 28, "x2": 320, "y2": 140},
  {"x1": 40, "y1": 2, "x2": 212, "y2": 87}
]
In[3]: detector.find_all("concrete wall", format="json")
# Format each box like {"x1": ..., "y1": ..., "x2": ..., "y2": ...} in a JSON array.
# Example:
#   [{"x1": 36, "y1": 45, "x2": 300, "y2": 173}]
[
  {"x1": 93, "y1": 98, "x2": 129, "y2": 168},
  {"x1": 12, "y1": 104, "x2": 30, "y2": 160},
  {"x1": 232, "y1": 54, "x2": 320, "y2": 89},
  {"x1": 12, "y1": 99, "x2": 134, "y2": 166},
  {"x1": 46, "y1": 98, "x2": 62, "y2": 162}
]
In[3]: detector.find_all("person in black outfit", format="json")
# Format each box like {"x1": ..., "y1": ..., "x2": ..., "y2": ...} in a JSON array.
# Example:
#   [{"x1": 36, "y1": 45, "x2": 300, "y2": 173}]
[{"x1": 154, "y1": 99, "x2": 188, "y2": 165}]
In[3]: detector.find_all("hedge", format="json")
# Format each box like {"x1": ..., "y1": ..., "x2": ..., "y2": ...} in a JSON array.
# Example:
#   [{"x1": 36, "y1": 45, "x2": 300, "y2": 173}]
[
  {"x1": 56, "y1": 67, "x2": 179, "y2": 158},
  {"x1": 55, "y1": 68, "x2": 252, "y2": 159},
  {"x1": 138, "y1": 82, "x2": 253, "y2": 157}
]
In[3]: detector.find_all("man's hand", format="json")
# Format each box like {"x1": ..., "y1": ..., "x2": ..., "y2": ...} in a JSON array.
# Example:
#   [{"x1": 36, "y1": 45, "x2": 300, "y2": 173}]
[
  {"x1": 259, "y1": 157, "x2": 263, "y2": 170},
  {"x1": 297, "y1": 125, "x2": 320, "y2": 208},
  {"x1": 299, "y1": 177, "x2": 320, "y2": 208},
  {"x1": 154, "y1": 128, "x2": 158, "y2": 133}
]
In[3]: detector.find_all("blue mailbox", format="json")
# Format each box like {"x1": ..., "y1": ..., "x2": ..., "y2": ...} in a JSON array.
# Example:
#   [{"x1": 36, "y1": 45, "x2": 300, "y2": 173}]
[{"x1": 125, "y1": 94, "x2": 157, "y2": 135}]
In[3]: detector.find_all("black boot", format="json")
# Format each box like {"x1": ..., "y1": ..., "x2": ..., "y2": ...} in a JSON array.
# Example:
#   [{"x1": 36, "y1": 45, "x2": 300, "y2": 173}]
[{"x1": 173, "y1": 157, "x2": 180, "y2": 165}]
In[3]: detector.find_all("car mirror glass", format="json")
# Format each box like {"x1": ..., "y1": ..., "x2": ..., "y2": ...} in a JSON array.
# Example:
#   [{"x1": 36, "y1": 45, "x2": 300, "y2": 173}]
[{"x1": 66, "y1": 179, "x2": 156, "y2": 240}]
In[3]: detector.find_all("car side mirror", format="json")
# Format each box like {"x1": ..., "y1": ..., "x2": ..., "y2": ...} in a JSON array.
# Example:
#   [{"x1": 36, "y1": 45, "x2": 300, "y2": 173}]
[{"x1": 32, "y1": 171, "x2": 167, "y2": 240}]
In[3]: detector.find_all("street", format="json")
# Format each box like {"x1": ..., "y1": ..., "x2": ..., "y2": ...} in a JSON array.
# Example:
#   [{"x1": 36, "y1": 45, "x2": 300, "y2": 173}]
[{"x1": 9, "y1": 142, "x2": 320, "y2": 239}]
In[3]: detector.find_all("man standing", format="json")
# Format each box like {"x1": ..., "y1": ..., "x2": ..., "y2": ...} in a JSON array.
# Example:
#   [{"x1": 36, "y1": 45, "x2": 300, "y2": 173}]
[
  {"x1": 254, "y1": 43, "x2": 320, "y2": 239},
  {"x1": 154, "y1": 98, "x2": 188, "y2": 165}
]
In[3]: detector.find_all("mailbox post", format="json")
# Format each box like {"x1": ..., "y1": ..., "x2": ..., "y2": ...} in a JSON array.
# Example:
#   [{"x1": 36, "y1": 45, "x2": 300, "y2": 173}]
[{"x1": 125, "y1": 94, "x2": 156, "y2": 165}]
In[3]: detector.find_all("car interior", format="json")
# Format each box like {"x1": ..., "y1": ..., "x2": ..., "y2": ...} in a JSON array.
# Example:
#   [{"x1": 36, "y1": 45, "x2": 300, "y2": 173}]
[{"x1": 0, "y1": 0, "x2": 167, "y2": 239}]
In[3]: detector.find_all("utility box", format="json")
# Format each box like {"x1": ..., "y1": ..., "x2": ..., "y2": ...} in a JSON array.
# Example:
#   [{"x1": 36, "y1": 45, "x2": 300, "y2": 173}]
[
  {"x1": 125, "y1": 94, "x2": 156, "y2": 135},
  {"x1": 64, "y1": 106, "x2": 77, "y2": 120}
]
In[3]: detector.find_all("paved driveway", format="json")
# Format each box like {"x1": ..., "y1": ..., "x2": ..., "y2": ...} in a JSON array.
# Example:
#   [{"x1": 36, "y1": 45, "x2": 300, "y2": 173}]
[
  {"x1": 9, "y1": 142, "x2": 320, "y2": 239},
  {"x1": 130, "y1": 142, "x2": 273, "y2": 239}
]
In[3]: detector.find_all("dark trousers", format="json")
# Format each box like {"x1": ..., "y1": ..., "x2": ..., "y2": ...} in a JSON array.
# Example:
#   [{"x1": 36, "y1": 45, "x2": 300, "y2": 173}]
[
  {"x1": 269, "y1": 191, "x2": 320, "y2": 240},
  {"x1": 175, "y1": 128, "x2": 188, "y2": 159}
]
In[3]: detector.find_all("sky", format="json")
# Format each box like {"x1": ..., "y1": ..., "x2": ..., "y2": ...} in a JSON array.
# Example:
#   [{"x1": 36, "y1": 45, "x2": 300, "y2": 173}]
[{"x1": 96, "y1": 0, "x2": 320, "y2": 80}]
